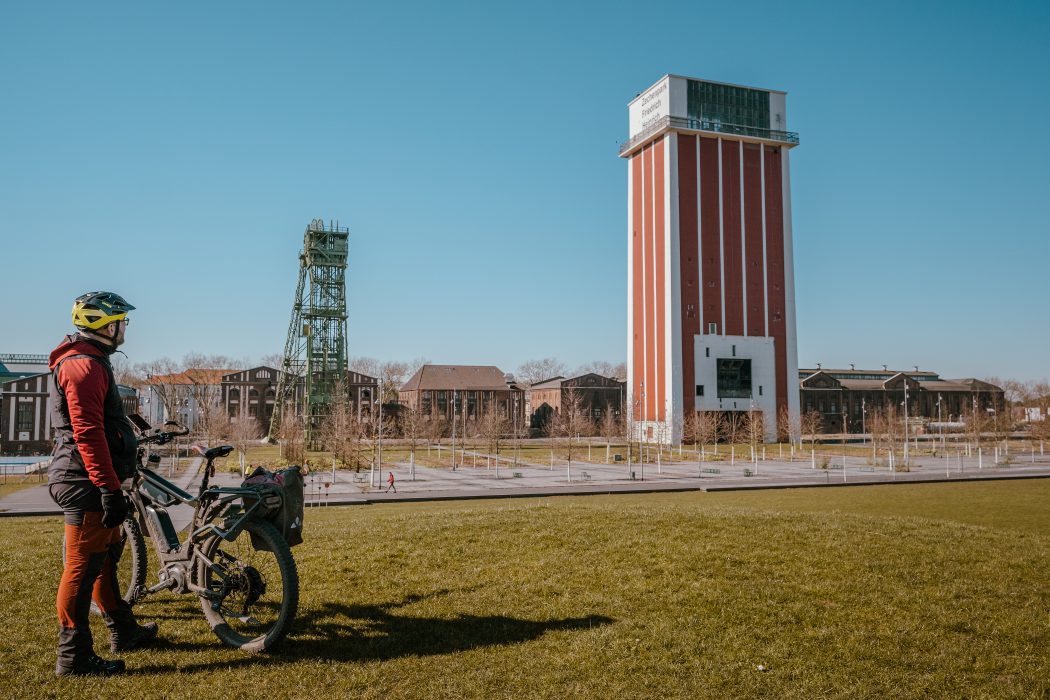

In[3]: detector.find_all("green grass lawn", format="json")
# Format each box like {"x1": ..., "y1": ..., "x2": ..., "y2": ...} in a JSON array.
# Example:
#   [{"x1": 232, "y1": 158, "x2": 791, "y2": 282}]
[
  {"x1": 0, "y1": 478, "x2": 48, "y2": 499},
  {"x1": 2, "y1": 481, "x2": 1046, "y2": 698}
]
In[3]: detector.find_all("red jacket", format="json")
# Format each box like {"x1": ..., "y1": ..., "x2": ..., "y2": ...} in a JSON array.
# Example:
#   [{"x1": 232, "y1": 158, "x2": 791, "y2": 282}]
[{"x1": 48, "y1": 336, "x2": 122, "y2": 491}]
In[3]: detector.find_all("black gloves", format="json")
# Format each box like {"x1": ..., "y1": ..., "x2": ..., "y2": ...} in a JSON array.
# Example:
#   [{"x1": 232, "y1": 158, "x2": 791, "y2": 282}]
[{"x1": 100, "y1": 489, "x2": 129, "y2": 529}]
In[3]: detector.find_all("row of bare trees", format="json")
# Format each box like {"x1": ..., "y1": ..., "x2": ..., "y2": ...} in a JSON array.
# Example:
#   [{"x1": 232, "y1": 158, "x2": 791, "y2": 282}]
[
  {"x1": 112, "y1": 353, "x2": 247, "y2": 439},
  {"x1": 681, "y1": 410, "x2": 769, "y2": 453},
  {"x1": 514, "y1": 358, "x2": 627, "y2": 386}
]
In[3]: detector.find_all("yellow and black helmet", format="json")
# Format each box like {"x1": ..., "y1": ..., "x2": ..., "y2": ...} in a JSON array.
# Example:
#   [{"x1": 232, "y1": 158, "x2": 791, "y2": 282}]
[{"x1": 71, "y1": 291, "x2": 135, "y2": 331}]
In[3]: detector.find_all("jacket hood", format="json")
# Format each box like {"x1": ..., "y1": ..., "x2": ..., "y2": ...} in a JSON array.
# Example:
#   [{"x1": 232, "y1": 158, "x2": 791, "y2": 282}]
[{"x1": 48, "y1": 334, "x2": 108, "y2": 370}]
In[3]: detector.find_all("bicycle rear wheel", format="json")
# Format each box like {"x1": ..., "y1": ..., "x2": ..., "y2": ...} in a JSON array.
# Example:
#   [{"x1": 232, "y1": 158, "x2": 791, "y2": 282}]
[{"x1": 196, "y1": 519, "x2": 299, "y2": 653}]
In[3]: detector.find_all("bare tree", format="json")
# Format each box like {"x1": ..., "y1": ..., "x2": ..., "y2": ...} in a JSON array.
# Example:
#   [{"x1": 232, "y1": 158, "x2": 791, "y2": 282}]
[
  {"x1": 182, "y1": 353, "x2": 234, "y2": 438},
  {"x1": 425, "y1": 414, "x2": 448, "y2": 464},
  {"x1": 141, "y1": 357, "x2": 184, "y2": 424},
  {"x1": 987, "y1": 377, "x2": 1025, "y2": 409},
  {"x1": 867, "y1": 408, "x2": 888, "y2": 463},
  {"x1": 200, "y1": 408, "x2": 232, "y2": 445},
  {"x1": 555, "y1": 389, "x2": 592, "y2": 476},
  {"x1": 575, "y1": 360, "x2": 627, "y2": 381},
  {"x1": 516, "y1": 357, "x2": 566, "y2": 387},
  {"x1": 800, "y1": 410, "x2": 823, "y2": 445},
  {"x1": 599, "y1": 408, "x2": 621, "y2": 463},
  {"x1": 743, "y1": 408, "x2": 765, "y2": 460},
  {"x1": 111, "y1": 356, "x2": 146, "y2": 390},
  {"x1": 724, "y1": 412, "x2": 744, "y2": 447},
  {"x1": 1033, "y1": 380, "x2": 1050, "y2": 424},
  {"x1": 776, "y1": 405, "x2": 792, "y2": 444},
  {"x1": 259, "y1": 353, "x2": 284, "y2": 370},
  {"x1": 683, "y1": 411, "x2": 700, "y2": 448},
  {"x1": 401, "y1": 407, "x2": 427, "y2": 477},
  {"x1": 349, "y1": 356, "x2": 382, "y2": 378},
  {"x1": 407, "y1": 356, "x2": 431, "y2": 376},
  {"x1": 966, "y1": 399, "x2": 990, "y2": 453},
  {"x1": 686, "y1": 411, "x2": 721, "y2": 458},
  {"x1": 361, "y1": 407, "x2": 387, "y2": 474},
  {"x1": 989, "y1": 404, "x2": 1014, "y2": 459},
  {"x1": 319, "y1": 381, "x2": 364, "y2": 472},
  {"x1": 1030, "y1": 400, "x2": 1050, "y2": 446},
  {"x1": 229, "y1": 415, "x2": 264, "y2": 475},
  {"x1": 623, "y1": 397, "x2": 638, "y2": 466},
  {"x1": 881, "y1": 404, "x2": 907, "y2": 465},
  {"x1": 278, "y1": 406, "x2": 306, "y2": 466},
  {"x1": 379, "y1": 360, "x2": 409, "y2": 402},
  {"x1": 478, "y1": 408, "x2": 509, "y2": 473}
]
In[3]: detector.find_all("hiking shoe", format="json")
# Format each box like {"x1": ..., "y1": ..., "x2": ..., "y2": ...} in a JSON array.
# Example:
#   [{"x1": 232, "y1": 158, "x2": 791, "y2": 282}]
[
  {"x1": 56, "y1": 654, "x2": 127, "y2": 677},
  {"x1": 110, "y1": 621, "x2": 159, "y2": 653}
]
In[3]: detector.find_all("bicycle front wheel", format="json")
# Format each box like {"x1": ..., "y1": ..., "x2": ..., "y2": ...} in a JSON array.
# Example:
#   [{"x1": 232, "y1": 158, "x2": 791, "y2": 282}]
[
  {"x1": 196, "y1": 519, "x2": 299, "y2": 653},
  {"x1": 116, "y1": 516, "x2": 148, "y2": 605}
]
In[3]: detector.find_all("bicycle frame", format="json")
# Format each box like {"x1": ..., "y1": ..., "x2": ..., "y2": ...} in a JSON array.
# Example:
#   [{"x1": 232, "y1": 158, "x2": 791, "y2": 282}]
[{"x1": 126, "y1": 451, "x2": 276, "y2": 601}]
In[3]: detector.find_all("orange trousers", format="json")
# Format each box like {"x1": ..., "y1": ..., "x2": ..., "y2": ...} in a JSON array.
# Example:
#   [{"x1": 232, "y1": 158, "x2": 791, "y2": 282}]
[{"x1": 57, "y1": 511, "x2": 123, "y2": 628}]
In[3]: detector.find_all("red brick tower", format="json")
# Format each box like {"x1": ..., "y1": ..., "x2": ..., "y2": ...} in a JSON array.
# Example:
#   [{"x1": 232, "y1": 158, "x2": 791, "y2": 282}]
[{"x1": 621, "y1": 75, "x2": 800, "y2": 443}]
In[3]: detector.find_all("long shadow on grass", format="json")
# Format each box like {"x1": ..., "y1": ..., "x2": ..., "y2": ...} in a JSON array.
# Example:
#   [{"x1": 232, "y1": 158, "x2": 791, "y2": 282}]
[
  {"x1": 143, "y1": 593, "x2": 613, "y2": 673},
  {"x1": 290, "y1": 601, "x2": 614, "y2": 662}
]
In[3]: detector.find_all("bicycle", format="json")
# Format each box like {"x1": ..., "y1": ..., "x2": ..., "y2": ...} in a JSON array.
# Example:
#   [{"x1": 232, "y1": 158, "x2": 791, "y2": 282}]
[{"x1": 105, "y1": 421, "x2": 300, "y2": 653}]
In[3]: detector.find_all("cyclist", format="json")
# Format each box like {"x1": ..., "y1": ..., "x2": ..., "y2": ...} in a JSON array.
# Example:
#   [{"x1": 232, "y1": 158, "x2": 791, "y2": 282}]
[{"x1": 48, "y1": 291, "x2": 159, "y2": 677}]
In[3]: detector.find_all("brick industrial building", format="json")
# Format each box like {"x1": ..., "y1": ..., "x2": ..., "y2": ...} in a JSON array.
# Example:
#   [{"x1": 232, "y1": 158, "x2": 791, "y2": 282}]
[
  {"x1": 399, "y1": 365, "x2": 525, "y2": 431},
  {"x1": 799, "y1": 367, "x2": 1005, "y2": 434},
  {"x1": 621, "y1": 75, "x2": 801, "y2": 444},
  {"x1": 526, "y1": 373, "x2": 626, "y2": 434},
  {"x1": 1, "y1": 355, "x2": 138, "y2": 456}
]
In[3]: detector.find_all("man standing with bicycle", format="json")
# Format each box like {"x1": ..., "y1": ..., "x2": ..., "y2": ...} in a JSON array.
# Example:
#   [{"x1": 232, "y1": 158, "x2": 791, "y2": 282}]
[{"x1": 48, "y1": 291, "x2": 159, "y2": 677}]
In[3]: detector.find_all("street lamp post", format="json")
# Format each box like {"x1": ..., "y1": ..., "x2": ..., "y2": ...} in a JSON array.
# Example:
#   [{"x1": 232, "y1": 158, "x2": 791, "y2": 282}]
[
  {"x1": 903, "y1": 381, "x2": 910, "y2": 466},
  {"x1": 842, "y1": 401, "x2": 848, "y2": 480},
  {"x1": 627, "y1": 396, "x2": 634, "y2": 479},
  {"x1": 513, "y1": 394, "x2": 520, "y2": 468},
  {"x1": 450, "y1": 388, "x2": 457, "y2": 471},
  {"x1": 376, "y1": 383, "x2": 383, "y2": 488},
  {"x1": 639, "y1": 382, "x2": 646, "y2": 482},
  {"x1": 937, "y1": 393, "x2": 944, "y2": 452},
  {"x1": 861, "y1": 397, "x2": 866, "y2": 441}
]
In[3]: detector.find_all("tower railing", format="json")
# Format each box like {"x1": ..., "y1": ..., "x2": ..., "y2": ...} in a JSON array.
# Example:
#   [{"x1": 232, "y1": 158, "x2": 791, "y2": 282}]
[{"x1": 619, "y1": 116, "x2": 799, "y2": 155}]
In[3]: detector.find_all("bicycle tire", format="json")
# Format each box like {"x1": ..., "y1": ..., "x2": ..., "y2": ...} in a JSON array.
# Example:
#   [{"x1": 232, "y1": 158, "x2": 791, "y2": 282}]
[
  {"x1": 195, "y1": 518, "x2": 299, "y2": 653},
  {"x1": 117, "y1": 516, "x2": 148, "y2": 605}
]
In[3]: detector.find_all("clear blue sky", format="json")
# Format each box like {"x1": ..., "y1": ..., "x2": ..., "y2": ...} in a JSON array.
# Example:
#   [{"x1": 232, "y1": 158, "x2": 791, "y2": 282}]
[{"x1": 3, "y1": 1, "x2": 1047, "y2": 381}]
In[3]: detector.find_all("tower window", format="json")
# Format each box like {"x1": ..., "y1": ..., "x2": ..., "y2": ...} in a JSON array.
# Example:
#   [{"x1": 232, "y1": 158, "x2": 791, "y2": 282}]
[
  {"x1": 717, "y1": 358, "x2": 752, "y2": 398},
  {"x1": 696, "y1": 385, "x2": 704, "y2": 396},
  {"x1": 708, "y1": 322, "x2": 718, "y2": 334}
]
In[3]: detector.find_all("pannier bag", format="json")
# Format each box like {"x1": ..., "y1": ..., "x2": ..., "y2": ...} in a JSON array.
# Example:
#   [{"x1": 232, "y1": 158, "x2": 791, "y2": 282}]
[{"x1": 241, "y1": 466, "x2": 305, "y2": 549}]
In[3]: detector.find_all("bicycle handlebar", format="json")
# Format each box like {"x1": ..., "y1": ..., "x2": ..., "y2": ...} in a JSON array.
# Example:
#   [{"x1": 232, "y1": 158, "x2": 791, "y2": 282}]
[{"x1": 138, "y1": 426, "x2": 191, "y2": 446}]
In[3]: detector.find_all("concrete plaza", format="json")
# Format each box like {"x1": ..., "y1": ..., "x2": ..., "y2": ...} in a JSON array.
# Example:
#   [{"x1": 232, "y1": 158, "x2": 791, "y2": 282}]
[{"x1": 4, "y1": 444, "x2": 1049, "y2": 519}]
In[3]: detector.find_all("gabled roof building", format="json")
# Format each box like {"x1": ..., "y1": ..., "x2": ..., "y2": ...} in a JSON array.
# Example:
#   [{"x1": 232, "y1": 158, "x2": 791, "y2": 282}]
[
  {"x1": 798, "y1": 366, "x2": 1004, "y2": 433},
  {"x1": 399, "y1": 365, "x2": 525, "y2": 430},
  {"x1": 526, "y1": 373, "x2": 626, "y2": 433}
]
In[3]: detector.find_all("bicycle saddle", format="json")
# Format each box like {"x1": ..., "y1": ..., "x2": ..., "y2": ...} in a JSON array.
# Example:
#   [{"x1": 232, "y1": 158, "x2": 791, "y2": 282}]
[{"x1": 194, "y1": 444, "x2": 235, "y2": 460}]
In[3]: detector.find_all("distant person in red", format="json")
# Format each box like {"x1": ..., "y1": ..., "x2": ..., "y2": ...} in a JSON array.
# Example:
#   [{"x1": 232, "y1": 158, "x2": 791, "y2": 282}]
[
  {"x1": 386, "y1": 471, "x2": 396, "y2": 493},
  {"x1": 48, "y1": 292, "x2": 158, "y2": 677}
]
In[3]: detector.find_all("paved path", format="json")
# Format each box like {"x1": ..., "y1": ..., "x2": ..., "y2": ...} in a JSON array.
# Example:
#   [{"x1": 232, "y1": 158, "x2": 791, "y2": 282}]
[
  {"x1": 0, "y1": 458, "x2": 203, "y2": 525},
  {"x1": 3, "y1": 452, "x2": 1049, "y2": 517}
]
